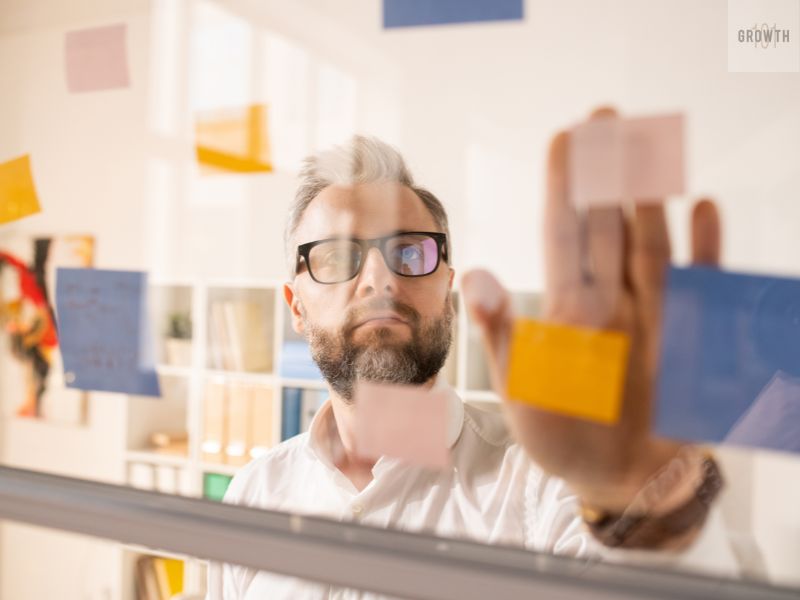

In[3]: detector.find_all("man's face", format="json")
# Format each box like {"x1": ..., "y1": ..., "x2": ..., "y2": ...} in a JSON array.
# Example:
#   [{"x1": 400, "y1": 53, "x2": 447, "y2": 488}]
[{"x1": 285, "y1": 181, "x2": 455, "y2": 402}]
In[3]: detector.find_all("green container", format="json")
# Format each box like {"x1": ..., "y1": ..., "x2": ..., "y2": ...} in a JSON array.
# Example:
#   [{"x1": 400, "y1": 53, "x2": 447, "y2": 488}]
[{"x1": 203, "y1": 472, "x2": 234, "y2": 502}]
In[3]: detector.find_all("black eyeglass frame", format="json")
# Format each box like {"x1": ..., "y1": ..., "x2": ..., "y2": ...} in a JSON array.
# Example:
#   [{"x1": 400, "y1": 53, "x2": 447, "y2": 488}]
[{"x1": 295, "y1": 231, "x2": 449, "y2": 284}]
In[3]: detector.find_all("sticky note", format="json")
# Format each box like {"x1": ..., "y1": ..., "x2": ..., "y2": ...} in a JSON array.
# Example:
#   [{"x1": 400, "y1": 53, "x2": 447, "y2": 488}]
[
  {"x1": 569, "y1": 113, "x2": 685, "y2": 206},
  {"x1": 656, "y1": 266, "x2": 800, "y2": 455},
  {"x1": 0, "y1": 155, "x2": 41, "y2": 224},
  {"x1": 55, "y1": 268, "x2": 160, "y2": 397},
  {"x1": 195, "y1": 104, "x2": 273, "y2": 174},
  {"x1": 353, "y1": 381, "x2": 449, "y2": 469},
  {"x1": 507, "y1": 319, "x2": 630, "y2": 424},
  {"x1": 724, "y1": 372, "x2": 800, "y2": 454},
  {"x1": 64, "y1": 24, "x2": 130, "y2": 93},
  {"x1": 383, "y1": 0, "x2": 523, "y2": 28}
]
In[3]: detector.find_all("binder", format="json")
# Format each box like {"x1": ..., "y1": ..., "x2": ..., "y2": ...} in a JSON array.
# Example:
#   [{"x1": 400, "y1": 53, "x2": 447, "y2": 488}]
[
  {"x1": 203, "y1": 472, "x2": 234, "y2": 502},
  {"x1": 250, "y1": 385, "x2": 274, "y2": 459},
  {"x1": 225, "y1": 383, "x2": 252, "y2": 466},
  {"x1": 202, "y1": 381, "x2": 227, "y2": 463},
  {"x1": 281, "y1": 387, "x2": 302, "y2": 440}
]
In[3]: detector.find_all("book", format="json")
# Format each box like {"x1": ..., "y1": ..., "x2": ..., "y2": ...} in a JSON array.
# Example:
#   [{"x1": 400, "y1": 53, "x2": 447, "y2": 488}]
[
  {"x1": 208, "y1": 301, "x2": 232, "y2": 370},
  {"x1": 281, "y1": 387, "x2": 302, "y2": 440},
  {"x1": 250, "y1": 385, "x2": 274, "y2": 459},
  {"x1": 279, "y1": 340, "x2": 323, "y2": 380},
  {"x1": 225, "y1": 383, "x2": 252, "y2": 466},
  {"x1": 280, "y1": 387, "x2": 327, "y2": 440},
  {"x1": 300, "y1": 389, "x2": 328, "y2": 433},
  {"x1": 135, "y1": 556, "x2": 160, "y2": 600},
  {"x1": 152, "y1": 557, "x2": 184, "y2": 599},
  {"x1": 202, "y1": 381, "x2": 227, "y2": 463},
  {"x1": 203, "y1": 472, "x2": 234, "y2": 502},
  {"x1": 209, "y1": 299, "x2": 273, "y2": 372},
  {"x1": 225, "y1": 300, "x2": 272, "y2": 372}
]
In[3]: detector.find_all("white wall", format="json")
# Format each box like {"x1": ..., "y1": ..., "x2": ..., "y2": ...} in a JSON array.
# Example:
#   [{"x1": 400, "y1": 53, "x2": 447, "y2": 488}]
[{"x1": 0, "y1": 0, "x2": 799, "y2": 597}]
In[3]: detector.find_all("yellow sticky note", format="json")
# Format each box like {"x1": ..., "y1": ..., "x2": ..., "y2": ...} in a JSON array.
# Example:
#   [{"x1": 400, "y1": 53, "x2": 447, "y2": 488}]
[
  {"x1": 506, "y1": 319, "x2": 630, "y2": 424},
  {"x1": 195, "y1": 104, "x2": 273, "y2": 174},
  {"x1": 0, "y1": 155, "x2": 41, "y2": 225}
]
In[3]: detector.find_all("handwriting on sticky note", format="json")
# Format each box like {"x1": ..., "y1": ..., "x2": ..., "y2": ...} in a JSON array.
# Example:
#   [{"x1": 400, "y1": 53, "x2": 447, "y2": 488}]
[
  {"x1": 507, "y1": 319, "x2": 630, "y2": 424},
  {"x1": 657, "y1": 266, "x2": 800, "y2": 451},
  {"x1": 569, "y1": 113, "x2": 685, "y2": 206},
  {"x1": 0, "y1": 155, "x2": 41, "y2": 225},
  {"x1": 353, "y1": 381, "x2": 450, "y2": 469},
  {"x1": 195, "y1": 104, "x2": 273, "y2": 174},
  {"x1": 55, "y1": 268, "x2": 160, "y2": 397},
  {"x1": 64, "y1": 24, "x2": 130, "y2": 93}
]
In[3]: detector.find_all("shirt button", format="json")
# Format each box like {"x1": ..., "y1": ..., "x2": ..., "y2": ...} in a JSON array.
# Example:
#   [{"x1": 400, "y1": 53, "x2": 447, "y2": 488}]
[{"x1": 351, "y1": 504, "x2": 363, "y2": 515}]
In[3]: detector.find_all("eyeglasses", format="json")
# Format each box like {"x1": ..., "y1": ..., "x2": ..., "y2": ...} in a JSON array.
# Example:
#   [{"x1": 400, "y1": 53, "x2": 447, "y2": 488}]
[{"x1": 295, "y1": 231, "x2": 449, "y2": 284}]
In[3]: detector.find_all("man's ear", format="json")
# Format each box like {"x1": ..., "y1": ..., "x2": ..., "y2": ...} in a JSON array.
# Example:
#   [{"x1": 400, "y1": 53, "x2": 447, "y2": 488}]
[
  {"x1": 283, "y1": 282, "x2": 305, "y2": 336},
  {"x1": 448, "y1": 267, "x2": 456, "y2": 290}
]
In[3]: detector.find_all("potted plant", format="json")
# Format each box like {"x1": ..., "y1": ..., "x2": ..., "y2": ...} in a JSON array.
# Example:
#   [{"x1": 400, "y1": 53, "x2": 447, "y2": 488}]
[{"x1": 164, "y1": 311, "x2": 193, "y2": 366}]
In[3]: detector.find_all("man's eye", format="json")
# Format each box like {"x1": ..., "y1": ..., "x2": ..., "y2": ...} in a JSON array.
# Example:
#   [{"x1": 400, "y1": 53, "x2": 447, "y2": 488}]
[
  {"x1": 399, "y1": 245, "x2": 422, "y2": 261},
  {"x1": 323, "y1": 249, "x2": 352, "y2": 265}
]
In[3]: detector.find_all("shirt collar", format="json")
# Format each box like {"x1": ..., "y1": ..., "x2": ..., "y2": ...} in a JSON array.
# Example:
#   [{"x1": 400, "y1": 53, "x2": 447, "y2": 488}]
[{"x1": 307, "y1": 378, "x2": 465, "y2": 468}]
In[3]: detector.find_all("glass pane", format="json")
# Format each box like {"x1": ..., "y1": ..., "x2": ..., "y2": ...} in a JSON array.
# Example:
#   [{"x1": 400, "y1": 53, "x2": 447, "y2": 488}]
[{"x1": 1, "y1": 0, "x2": 799, "y2": 598}]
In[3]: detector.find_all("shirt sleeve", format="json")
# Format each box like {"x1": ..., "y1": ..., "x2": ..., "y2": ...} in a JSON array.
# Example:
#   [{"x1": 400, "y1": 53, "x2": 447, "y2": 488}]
[{"x1": 525, "y1": 469, "x2": 741, "y2": 578}]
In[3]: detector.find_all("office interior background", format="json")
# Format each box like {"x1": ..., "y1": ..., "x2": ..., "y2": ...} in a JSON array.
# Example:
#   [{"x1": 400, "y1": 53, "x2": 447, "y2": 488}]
[{"x1": 0, "y1": 0, "x2": 799, "y2": 598}]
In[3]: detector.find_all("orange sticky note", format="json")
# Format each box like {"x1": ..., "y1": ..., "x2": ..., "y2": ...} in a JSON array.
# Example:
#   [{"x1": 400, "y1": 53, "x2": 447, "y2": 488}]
[
  {"x1": 195, "y1": 104, "x2": 273, "y2": 174},
  {"x1": 507, "y1": 319, "x2": 630, "y2": 424},
  {"x1": 353, "y1": 381, "x2": 450, "y2": 469},
  {"x1": 0, "y1": 155, "x2": 41, "y2": 225}
]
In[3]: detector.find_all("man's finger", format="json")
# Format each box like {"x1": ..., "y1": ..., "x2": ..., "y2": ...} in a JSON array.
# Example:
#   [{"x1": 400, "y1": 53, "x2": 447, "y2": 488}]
[
  {"x1": 586, "y1": 205, "x2": 625, "y2": 313},
  {"x1": 461, "y1": 269, "x2": 514, "y2": 392},
  {"x1": 691, "y1": 198, "x2": 721, "y2": 266},
  {"x1": 628, "y1": 203, "x2": 671, "y2": 300},
  {"x1": 543, "y1": 131, "x2": 582, "y2": 294}
]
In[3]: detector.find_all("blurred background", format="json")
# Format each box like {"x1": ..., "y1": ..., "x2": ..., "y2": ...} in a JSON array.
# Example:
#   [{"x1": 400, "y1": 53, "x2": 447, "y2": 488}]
[{"x1": 0, "y1": 0, "x2": 798, "y2": 598}]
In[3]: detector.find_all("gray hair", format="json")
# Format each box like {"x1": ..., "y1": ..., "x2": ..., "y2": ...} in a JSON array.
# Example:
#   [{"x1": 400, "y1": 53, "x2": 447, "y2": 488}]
[{"x1": 285, "y1": 135, "x2": 451, "y2": 274}]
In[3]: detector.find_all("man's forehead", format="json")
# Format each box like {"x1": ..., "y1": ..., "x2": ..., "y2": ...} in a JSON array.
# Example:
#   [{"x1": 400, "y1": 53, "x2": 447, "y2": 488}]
[{"x1": 295, "y1": 181, "x2": 439, "y2": 242}]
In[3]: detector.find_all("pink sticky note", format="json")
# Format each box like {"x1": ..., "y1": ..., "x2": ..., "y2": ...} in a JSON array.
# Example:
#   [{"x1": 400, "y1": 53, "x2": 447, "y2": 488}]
[
  {"x1": 569, "y1": 113, "x2": 685, "y2": 206},
  {"x1": 353, "y1": 381, "x2": 450, "y2": 469},
  {"x1": 624, "y1": 114, "x2": 685, "y2": 200},
  {"x1": 64, "y1": 24, "x2": 130, "y2": 93}
]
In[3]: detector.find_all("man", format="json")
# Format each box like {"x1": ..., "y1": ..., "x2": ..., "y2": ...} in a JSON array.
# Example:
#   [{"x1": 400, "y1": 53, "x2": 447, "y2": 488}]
[{"x1": 208, "y1": 109, "x2": 737, "y2": 598}]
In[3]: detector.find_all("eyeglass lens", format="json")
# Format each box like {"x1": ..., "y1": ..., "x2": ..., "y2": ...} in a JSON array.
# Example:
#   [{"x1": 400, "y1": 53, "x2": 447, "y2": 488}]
[{"x1": 307, "y1": 234, "x2": 440, "y2": 283}]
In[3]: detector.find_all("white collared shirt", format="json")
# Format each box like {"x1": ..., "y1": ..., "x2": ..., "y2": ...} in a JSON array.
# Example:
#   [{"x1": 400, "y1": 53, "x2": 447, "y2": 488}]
[{"x1": 208, "y1": 387, "x2": 738, "y2": 599}]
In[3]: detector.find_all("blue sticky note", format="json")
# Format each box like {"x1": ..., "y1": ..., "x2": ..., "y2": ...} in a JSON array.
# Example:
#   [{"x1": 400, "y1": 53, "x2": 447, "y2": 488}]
[
  {"x1": 656, "y1": 266, "x2": 800, "y2": 455},
  {"x1": 383, "y1": 0, "x2": 523, "y2": 29},
  {"x1": 55, "y1": 268, "x2": 161, "y2": 397}
]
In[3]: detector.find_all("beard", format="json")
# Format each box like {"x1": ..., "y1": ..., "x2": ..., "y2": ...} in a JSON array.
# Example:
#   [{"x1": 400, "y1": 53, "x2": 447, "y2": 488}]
[{"x1": 304, "y1": 295, "x2": 453, "y2": 403}]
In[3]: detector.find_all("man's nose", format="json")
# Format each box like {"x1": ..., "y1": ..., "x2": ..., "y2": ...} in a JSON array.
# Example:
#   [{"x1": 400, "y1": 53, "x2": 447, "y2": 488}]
[{"x1": 355, "y1": 247, "x2": 397, "y2": 298}]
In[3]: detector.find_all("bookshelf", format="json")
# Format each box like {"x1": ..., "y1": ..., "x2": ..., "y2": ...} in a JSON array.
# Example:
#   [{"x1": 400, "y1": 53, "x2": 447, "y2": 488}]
[{"x1": 121, "y1": 278, "x2": 541, "y2": 598}]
